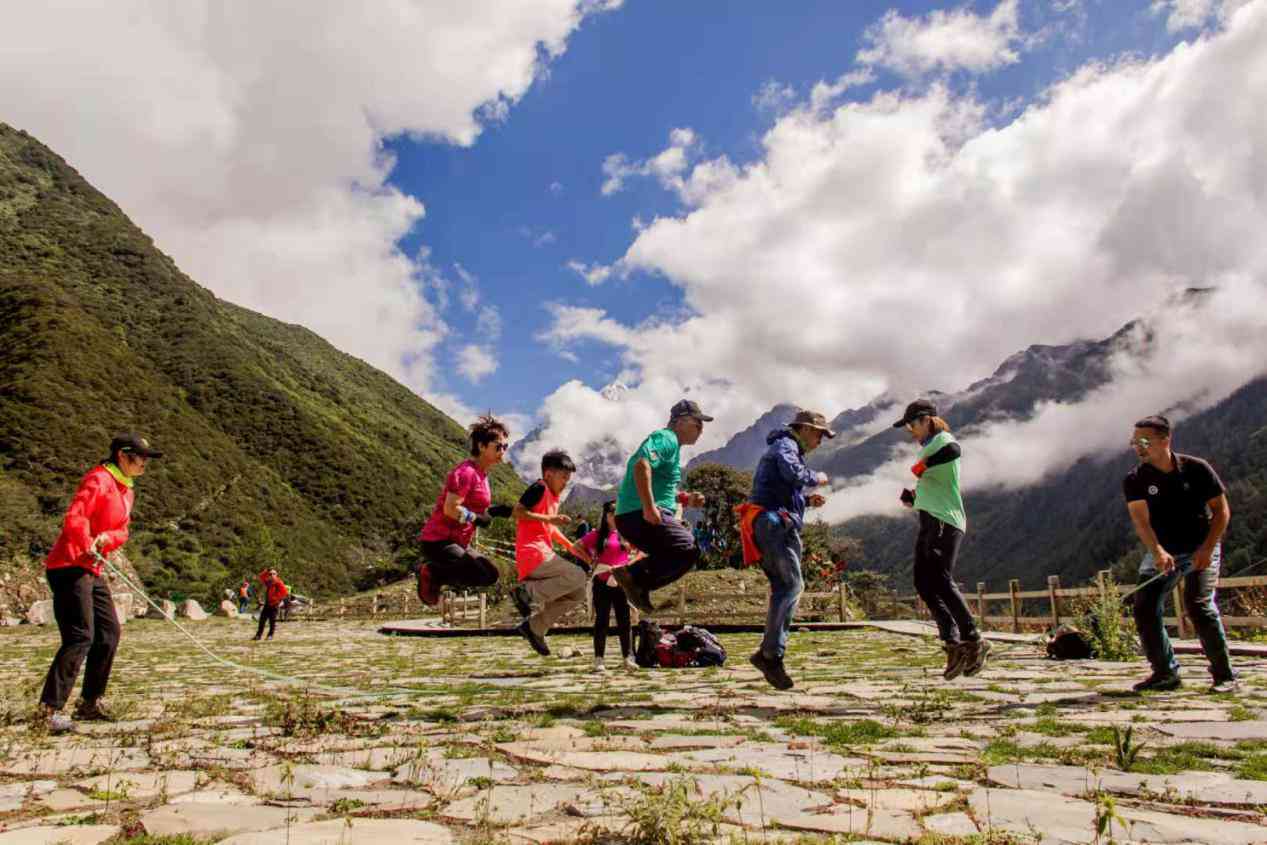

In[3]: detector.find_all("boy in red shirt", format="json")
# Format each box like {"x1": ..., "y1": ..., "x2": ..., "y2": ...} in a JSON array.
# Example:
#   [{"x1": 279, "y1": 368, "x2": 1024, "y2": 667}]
[
  {"x1": 254, "y1": 568, "x2": 288, "y2": 641},
  {"x1": 513, "y1": 450, "x2": 584, "y2": 656}
]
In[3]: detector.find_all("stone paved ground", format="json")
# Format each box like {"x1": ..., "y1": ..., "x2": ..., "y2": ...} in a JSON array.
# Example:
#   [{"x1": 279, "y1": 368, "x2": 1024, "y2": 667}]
[{"x1": 1, "y1": 617, "x2": 1266, "y2": 844}]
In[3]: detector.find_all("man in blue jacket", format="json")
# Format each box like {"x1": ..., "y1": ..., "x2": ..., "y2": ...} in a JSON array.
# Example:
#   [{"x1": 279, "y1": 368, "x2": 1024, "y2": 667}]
[{"x1": 747, "y1": 409, "x2": 833, "y2": 690}]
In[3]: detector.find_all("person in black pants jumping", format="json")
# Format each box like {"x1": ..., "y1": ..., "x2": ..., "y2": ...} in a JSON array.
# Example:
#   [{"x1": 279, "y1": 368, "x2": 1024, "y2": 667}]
[
  {"x1": 415, "y1": 416, "x2": 515, "y2": 606},
  {"x1": 894, "y1": 400, "x2": 990, "y2": 681}
]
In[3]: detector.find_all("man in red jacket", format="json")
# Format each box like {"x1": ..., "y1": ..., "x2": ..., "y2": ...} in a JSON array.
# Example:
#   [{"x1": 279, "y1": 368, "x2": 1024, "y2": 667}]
[
  {"x1": 41, "y1": 433, "x2": 162, "y2": 733},
  {"x1": 254, "y1": 568, "x2": 288, "y2": 641}
]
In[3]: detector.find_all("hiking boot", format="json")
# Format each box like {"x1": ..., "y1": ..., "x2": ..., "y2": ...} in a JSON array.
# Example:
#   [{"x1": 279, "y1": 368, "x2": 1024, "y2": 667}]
[
  {"x1": 1133, "y1": 672, "x2": 1182, "y2": 693},
  {"x1": 942, "y1": 642, "x2": 972, "y2": 681},
  {"x1": 46, "y1": 711, "x2": 74, "y2": 735},
  {"x1": 517, "y1": 620, "x2": 550, "y2": 656},
  {"x1": 610, "y1": 568, "x2": 654, "y2": 615},
  {"x1": 962, "y1": 638, "x2": 993, "y2": 678},
  {"x1": 415, "y1": 564, "x2": 440, "y2": 607},
  {"x1": 510, "y1": 584, "x2": 533, "y2": 619},
  {"x1": 1210, "y1": 678, "x2": 1241, "y2": 695},
  {"x1": 73, "y1": 699, "x2": 114, "y2": 722},
  {"x1": 749, "y1": 651, "x2": 794, "y2": 691}
]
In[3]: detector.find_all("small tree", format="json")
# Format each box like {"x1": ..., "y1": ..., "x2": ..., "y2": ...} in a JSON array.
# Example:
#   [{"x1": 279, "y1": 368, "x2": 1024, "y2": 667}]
[{"x1": 684, "y1": 463, "x2": 754, "y2": 570}]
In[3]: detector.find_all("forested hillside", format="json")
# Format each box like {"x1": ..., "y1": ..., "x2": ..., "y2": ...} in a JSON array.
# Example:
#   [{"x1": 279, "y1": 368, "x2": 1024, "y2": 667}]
[{"x1": 0, "y1": 125, "x2": 522, "y2": 602}]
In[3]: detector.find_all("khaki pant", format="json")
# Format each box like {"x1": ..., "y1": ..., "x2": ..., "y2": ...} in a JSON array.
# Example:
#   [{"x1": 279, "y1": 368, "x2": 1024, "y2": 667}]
[{"x1": 522, "y1": 556, "x2": 587, "y2": 638}]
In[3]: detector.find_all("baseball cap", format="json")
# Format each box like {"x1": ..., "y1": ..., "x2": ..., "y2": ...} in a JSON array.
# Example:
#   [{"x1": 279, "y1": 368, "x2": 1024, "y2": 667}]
[
  {"x1": 110, "y1": 432, "x2": 164, "y2": 459},
  {"x1": 892, "y1": 399, "x2": 938, "y2": 429},
  {"x1": 791, "y1": 409, "x2": 836, "y2": 438},
  {"x1": 669, "y1": 399, "x2": 714, "y2": 422}
]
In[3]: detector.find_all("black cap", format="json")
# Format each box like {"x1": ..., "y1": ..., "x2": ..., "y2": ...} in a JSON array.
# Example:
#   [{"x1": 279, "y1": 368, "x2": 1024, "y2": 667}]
[
  {"x1": 1134, "y1": 414, "x2": 1172, "y2": 435},
  {"x1": 892, "y1": 399, "x2": 937, "y2": 429},
  {"x1": 670, "y1": 399, "x2": 714, "y2": 422},
  {"x1": 110, "y1": 432, "x2": 163, "y2": 459}
]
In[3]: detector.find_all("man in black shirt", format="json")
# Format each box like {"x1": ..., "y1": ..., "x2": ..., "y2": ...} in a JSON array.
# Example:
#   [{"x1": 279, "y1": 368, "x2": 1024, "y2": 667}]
[{"x1": 1123, "y1": 415, "x2": 1236, "y2": 693}]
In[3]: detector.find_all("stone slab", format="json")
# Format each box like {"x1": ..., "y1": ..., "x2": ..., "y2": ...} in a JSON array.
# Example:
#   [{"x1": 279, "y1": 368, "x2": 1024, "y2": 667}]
[
  {"x1": 0, "y1": 826, "x2": 119, "y2": 845},
  {"x1": 76, "y1": 769, "x2": 200, "y2": 800},
  {"x1": 2, "y1": 747, "x2": 150, "y2": 776},
  {"x1": 141, "y1": 803, "x2": 321, "y2": 838},
  {"x1": 989, "y1": 763, "x2": 1267, "y2": 806},
  {"x1": 922, "y1": 811, "x2": 980, "y2": 837},
  {"x1": 216, "y1": 818, "x2": 454, "y2": 844}
]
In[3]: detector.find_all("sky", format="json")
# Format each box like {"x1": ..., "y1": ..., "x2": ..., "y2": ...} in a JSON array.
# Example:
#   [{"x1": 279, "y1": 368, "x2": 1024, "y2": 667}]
[{"x1": 3, "y1": 0, "x2": 1266, "y2": 505}]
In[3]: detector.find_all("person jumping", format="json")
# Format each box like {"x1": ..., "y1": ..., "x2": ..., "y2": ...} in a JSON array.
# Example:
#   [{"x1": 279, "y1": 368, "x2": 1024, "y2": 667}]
[
  {"x1": 513, "y1": 450, "x2": 586, "y2": 656},
  {"x1": 894, "y1": 400, "x2": 990, "y2": 681},
  {"x1": 416, "y1": 415, "x2": 514, "y2": 606},
  {"x1": 610, "y1": 400, "x2": 709, "y2": 615}
]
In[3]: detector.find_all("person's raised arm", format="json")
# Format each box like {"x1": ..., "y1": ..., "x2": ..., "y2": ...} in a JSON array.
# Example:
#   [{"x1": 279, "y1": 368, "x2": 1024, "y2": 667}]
[
  {"x1": 1126, "y1": 499, "x2": 1174, "y2": 572},
  {"x1": 1194, "y1": 495, "x2": 1230, "y2": 571}
]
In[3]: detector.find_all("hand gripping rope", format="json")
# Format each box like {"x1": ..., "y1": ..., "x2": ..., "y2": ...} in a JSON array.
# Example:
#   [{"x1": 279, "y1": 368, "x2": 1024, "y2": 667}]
[{"x1": 94, "y1": 551, "x2": 419, "y2": 701}]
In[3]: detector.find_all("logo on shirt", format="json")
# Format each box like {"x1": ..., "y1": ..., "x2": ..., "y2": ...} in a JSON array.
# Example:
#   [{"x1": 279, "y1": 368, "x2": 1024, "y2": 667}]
[{"x1": 1147, "y1": 485, "x2": 1159, "y2": 496}]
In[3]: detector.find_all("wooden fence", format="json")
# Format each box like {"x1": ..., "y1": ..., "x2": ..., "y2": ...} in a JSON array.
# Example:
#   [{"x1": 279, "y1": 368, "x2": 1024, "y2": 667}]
[{"x1": 897, "y1": 570, "x2": 1267, "y2": 637}]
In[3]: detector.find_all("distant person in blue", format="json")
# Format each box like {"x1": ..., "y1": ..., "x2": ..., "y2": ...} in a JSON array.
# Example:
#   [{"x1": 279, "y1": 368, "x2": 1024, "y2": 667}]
[
  {"x1": 1124, "y1": 415, "x2": 1237, "y2": 694},
  {"x1": 742, "y1": 409, "x2": 833, "y2": 690}
]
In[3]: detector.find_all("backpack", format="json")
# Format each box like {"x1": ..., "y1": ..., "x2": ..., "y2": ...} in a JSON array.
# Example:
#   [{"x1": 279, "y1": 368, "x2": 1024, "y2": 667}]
[
  {"x1": 675, "y1": 625, "x2": 727, "y2": 667},
  {"x1": 634, "y1": 619, "x2": 664, "y2": 668},
  {"x1": 1046, "y1": 624, "x2": 1094, "y2": 660}
]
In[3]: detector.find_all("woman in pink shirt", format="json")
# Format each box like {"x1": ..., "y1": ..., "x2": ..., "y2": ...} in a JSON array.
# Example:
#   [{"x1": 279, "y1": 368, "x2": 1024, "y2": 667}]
[
  {"x1": 580, "y1": 501, "x2": 637, "y2": 672},
  {"x1": 415, "y1": 416, "x2": 513, "y2": 606}
]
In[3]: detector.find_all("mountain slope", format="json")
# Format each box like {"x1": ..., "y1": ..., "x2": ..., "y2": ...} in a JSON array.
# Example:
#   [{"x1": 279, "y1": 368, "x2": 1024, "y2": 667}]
[{"x1": 0, "y1": 124, "x2": 522, "y2": 600}]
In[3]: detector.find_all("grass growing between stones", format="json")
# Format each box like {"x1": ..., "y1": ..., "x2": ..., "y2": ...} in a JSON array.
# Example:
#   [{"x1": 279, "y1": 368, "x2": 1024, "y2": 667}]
[{"x1": 775, "y1": 715, "x2": 902, "y2": 748}]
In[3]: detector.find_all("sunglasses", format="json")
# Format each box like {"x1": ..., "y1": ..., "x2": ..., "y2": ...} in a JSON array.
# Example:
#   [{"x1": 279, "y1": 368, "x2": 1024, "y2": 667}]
[
  {"x1": 491, "y1": 442, "x2": 509, "y2": 452},
  {"x1": 1130, "y1": 437, "x2": 1152, "y2": 449}
]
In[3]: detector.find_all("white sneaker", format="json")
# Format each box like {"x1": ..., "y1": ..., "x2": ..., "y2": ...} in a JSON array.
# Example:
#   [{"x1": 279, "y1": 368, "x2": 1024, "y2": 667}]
[
  {"x1": 623, "y1": 655, "x2": 638, "y2": 671},
  {"x1": 592, "y1": 658, "x2": 606, "y2": 673},
  {"x1": 47, "y1": 712, "x2": 73, "y2": 734}
]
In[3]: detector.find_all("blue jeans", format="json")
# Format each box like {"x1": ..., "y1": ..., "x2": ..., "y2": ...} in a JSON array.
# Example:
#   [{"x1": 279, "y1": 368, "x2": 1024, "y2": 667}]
[
  {"x1": 756, "y1": 512, "x2": 803, "y2": 660},
  {"x1": 1133, "y1": 546, "x2": 1234, "y2": 682}
]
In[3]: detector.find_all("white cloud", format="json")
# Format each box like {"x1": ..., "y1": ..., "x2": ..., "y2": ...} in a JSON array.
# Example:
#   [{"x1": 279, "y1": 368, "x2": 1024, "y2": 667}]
[
  {"x1": 533, "y1": 0, "x2": 1267, "y2": 495},
  {"x1": 809, "y1": 69, "x2": 878, "y2": 112},
  {"x1": 0, "y1": 0, "x2": 615, "y2": 410},
  {"x1": 858, "y1": 0, "x2": 1025, "y2": 78},
  {"x1": 600, "y1": 127, "x2": 699, "y2": 196},
  {"x1": 753, "y1": 79, "x2": 798, "y2": 113},
  {"x1": 566, "y1": 260, "x2": 616, "y2": 286},
  {"x1": 457, "y1": 345, "x2": 499, "y2": 383},
  {"x1": 1152, "y1": 0, "x2": 1218, "y2": 31}
]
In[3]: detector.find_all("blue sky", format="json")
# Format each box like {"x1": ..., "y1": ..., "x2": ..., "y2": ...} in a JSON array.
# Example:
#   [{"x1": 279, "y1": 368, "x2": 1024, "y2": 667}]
[{"x1": 388, "y1": 0, "x2": 1194, "y2": 421}]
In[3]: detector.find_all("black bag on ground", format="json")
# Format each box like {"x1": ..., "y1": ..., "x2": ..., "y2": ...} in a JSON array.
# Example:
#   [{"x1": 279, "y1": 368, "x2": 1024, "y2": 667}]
[
  {"x1": 633, "y1": 619, "x2": 663, "y2": 668},
  {"x1": 1046, "y1": 624, "x2": 1094, "y2": 660}
]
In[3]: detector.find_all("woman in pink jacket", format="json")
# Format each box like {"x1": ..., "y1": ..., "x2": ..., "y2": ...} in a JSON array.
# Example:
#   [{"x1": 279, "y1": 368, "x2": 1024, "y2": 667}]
[{"x1": 40, "y1": 433, "x2": 161, "y2": 733}]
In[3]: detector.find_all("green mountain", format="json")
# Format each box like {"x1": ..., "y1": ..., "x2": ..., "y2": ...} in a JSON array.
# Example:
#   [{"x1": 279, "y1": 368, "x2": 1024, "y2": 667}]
[{"x1": 0, "y1": 124, "x2": 522, "y2": 602}]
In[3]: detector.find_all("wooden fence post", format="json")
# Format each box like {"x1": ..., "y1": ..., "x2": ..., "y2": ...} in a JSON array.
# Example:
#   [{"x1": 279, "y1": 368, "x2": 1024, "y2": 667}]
[
  {"x1": 1174, "y1": 580, "x2": 1190, "y2": 639},
  {"x1": 838, "y1": 582, "x2": 848, "y2": 622},
  {"x1": 1096, "y1": 570, "x2": 1110, "y2": 604},
  {"x1": 479, "y1": 594, "x2": 487, "y2": 629},
  {"x1": 1009, "y1": 579, "x2": 1021, "y2": 633},
  {"x1": 1048, "y1": 575, "x2": 1061, "y2": 628},
  {"x1": 977, "y1": 582, "x2": 987, "y2": 627}
]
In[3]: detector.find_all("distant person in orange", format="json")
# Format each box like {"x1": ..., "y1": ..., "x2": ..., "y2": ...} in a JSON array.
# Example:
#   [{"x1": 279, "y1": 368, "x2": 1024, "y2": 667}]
[
  {"x1": 415, "y1": 416, "x2": 514, "y2": 606},
  {"x1": 254, "y1": 568, "x2": 288, "y2": 641},
  {"x1": 237, "y1": 577, "x2": 252, "y2": 615},
  {"x1": 40, "y1": 433, "x2": 162, "y2": 733}
]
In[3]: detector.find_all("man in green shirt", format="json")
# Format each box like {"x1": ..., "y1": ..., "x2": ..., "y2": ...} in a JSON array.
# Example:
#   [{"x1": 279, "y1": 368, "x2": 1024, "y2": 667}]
[{"x1": 611, "y1": 400, "x2": 710, "y2": 614}]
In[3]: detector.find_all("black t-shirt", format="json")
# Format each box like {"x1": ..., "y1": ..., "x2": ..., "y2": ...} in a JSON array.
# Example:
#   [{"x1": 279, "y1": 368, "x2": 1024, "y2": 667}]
[
  {"x1": 1122, "y1": 453, "x2": 1226, "y2": 555},
  {"x1": 519, "y1": 480, "x2": 546, "y2": 509}
]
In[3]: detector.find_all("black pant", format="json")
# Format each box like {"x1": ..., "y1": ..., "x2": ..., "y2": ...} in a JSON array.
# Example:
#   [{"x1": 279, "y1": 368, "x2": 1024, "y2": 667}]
[
  {"x1": 614, "y1": 509, "x2": 700, "y2": 592},
  {"x1": 40, "y1": 568, "x2": 120, "y2": 710},
  {"x1": 912, "y1": 511, "x2": 978, "y2": 644},
  {"x1": 256, "y1": 604, "x2": 278, "y2": 638},
  {"x1": 592, "y1": 578, "x2": 632, "y2": 658},
  {"x1": 420, "y1": 540, "x2": 499, "y2": 588}
]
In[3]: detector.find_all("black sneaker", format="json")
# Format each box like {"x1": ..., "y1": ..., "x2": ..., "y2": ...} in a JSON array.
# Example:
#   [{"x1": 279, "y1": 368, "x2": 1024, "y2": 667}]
[
  {"x1": 72, "y1": 699, "x2": 114, "y2": 722},
  {"x1": 962, "y1": 638, "x2": 993, "y2": 678},
  {"x1": 1133, "y1": 672, "x2": 1182, "y2": 693},
  {"x1": 510, "y1": 585, "x2": 533, "y2": 619},
  {"x1": 611, "y1": 567, "x2": 654, "y2": 615},
  {"x1": 517, "y1": 620, "x2": 550, "y2": 656},
  {"x1": 749, "y1": 651, "x2": 794, "y2": 691}
]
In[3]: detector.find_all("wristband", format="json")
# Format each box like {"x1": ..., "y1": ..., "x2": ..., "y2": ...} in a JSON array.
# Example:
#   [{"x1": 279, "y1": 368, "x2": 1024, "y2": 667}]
[
  {"x1": 676, "y1": 492, "x2": 691, "y2": 505},
  {"x1": 910, "y1": 461, "x2": 927, "y2": 478},
  {"x1": 456, "y1": 505, "x2": 475, "y2": 524}
]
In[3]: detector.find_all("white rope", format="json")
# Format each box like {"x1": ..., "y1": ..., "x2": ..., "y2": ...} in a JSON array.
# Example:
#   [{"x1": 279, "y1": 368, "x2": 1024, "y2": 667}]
[{"x1": 96, "y1": 552, "x2": 419, "y2": 701}]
